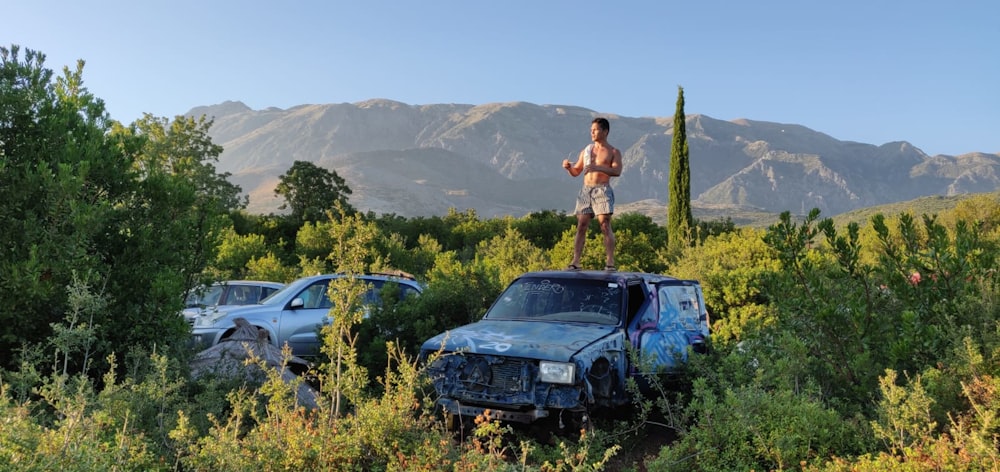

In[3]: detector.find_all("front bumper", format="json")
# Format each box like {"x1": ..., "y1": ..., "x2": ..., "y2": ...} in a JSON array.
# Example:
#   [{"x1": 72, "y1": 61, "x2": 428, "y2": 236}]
[{"x1": 438, "y1": 398, "x2": 552, "y2": 423}]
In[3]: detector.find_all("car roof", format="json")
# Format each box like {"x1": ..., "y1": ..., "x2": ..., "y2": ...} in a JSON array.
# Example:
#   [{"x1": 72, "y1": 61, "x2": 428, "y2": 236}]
[
  {"x1": 214, "y1": 280, "x2": 285, "y2": 287},
  {"x1": 293, "y1": 272, "x2": 424, "y2": 289},
  {"x1": 516, "y1": 269, "x2": 685, "y2": 284}
]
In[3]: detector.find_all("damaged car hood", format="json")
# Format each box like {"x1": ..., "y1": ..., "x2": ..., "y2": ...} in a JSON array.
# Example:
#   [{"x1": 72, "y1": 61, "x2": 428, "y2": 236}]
[{"x1": 421, "y1": 319, "x2": 616, "y2": 362}]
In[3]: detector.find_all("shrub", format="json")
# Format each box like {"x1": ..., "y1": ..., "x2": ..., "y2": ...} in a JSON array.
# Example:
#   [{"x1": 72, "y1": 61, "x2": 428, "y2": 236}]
[{"x1": 650, "y1": 378, "x2": 866, "y2": 471}]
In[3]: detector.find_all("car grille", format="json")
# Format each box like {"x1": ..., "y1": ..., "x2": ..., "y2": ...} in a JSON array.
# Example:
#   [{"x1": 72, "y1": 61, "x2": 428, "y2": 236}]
[{"x1": 460, "y1": 356, "x2": 531, "y2": 395}]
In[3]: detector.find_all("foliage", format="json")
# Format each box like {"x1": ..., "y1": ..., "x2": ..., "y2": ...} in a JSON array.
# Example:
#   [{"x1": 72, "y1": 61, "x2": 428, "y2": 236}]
[
  {"x1": 275, "y1": 160, "x2": 355, "y2": 224},
  {"x1": 9, "y1": 44, "x2": 1000, "y2": 470},
  {"x1": 694, "y1": 216, "x2": 737, "y2": 242},
  {"x1": 0, "y1": 45, "x2": 237, "y2": 370},
  {"x1": 651, "y1": 378, "x2": 866, "y2": 471},
  {"x1": 475, "y1": 227, "x2": 551, "y2": 287},
  {"x1": 232, "y1": 212, "x2": 302, "y2": 267},
  {"x1": 667, "y1": 85, "x2": 693, "y2": 250},
  {"x1": 0, "y1": 45, "x2": 119, "y2": 369},
  {"x1": 669, "y1": 227, "x2": 781, "y2": 344},
  {"x1": 831, "y1": 191, "x2": 1000, "y2": 230},
  {"x1": 441, "y1": 208, "x2": 502, "y2": 259},
  {"x1": 510, "y1": 209, "x2": 577, "y2": 250},
  {"x1": 810, "y1": 343, "x2": 1000, "y2": 470},
  {"x1": 378, "y1": 232, "x2": 441, "y2": 277},
  {"x1": 243, "y1": 252, "x2": 299, "y2": 283},
  {"x1": 297, "y1": 206, "x2": 393, "y2": 275},
  {"x1": 762, "y1": 209, "x2": 919, "y2": 412},
  {"x1": 6, "y1": 189, "x2": 1000, "y2": 470},
  {"x1": 208, "y1": 227, "x2": 270, "y2": 279},
  {"x1": 550, "y1": 226, "x2": 612, "y2": 271},
  {"x1": 357, "y1": 251, "x2": 502, "y2": 380},
  {"x1": 368, "y1": 212, "x2": 450, "y2": 251},
  {"x1": 0, "y1": 341, "x2": 199, "y2": 471}
]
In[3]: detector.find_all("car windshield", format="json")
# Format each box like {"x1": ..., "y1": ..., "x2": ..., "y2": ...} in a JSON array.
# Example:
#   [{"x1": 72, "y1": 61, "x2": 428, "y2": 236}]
[
  {"x1": 484, "y1": 276, "x2": 623, "y2": 325},
  {"x1": 186, "y1": 285, "x2": 224, "y2": 307}
]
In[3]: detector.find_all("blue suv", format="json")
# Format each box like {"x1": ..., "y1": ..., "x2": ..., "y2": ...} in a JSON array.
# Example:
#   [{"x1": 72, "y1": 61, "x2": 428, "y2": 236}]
[{"x1": 421, "y1": 270, "x2": 709, "y2": 427}]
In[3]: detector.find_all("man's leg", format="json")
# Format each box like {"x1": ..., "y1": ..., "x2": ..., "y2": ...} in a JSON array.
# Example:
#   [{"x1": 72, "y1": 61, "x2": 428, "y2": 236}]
[
  {"x1": 597, "y1": 214, "x2": 615, "y2": 268},
  {"x1": 570, "y1": 213, "x2": 592, "y2": 268}
]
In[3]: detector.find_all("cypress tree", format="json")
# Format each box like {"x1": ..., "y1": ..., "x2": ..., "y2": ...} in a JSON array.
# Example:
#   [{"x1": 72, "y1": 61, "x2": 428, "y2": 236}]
[{"x1": 667, "y1": 86, "x2": 693, "y2": 247}]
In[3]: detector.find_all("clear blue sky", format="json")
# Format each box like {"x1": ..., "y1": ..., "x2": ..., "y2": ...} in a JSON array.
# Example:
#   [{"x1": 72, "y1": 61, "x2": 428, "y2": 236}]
[{"x1": 6, "y1": 0, "x2": 998, "y2": 156}]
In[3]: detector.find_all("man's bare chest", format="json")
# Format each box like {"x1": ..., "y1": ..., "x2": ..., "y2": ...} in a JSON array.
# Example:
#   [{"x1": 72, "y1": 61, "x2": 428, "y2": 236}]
[{"x1": 587, "y1": 144, "x2": 615, "y2": 166}]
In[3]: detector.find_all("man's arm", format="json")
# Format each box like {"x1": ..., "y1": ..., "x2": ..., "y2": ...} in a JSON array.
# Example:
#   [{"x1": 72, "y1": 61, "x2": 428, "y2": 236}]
[
  {"x1": 562, "y1": 149, "x2": 586, "y2": 177},
  {"x1": 606, "y1": 148, "x2": 623, "y2": 177}
]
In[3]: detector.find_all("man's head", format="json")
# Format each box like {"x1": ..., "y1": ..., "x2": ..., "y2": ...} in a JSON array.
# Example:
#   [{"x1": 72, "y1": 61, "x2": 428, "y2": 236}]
[
  {"x1": 590, "y1": 117, "x2": 610, "y2": 142},
  {"x1": 592, "y1": 117, "x2": 610, "y2": 133}
]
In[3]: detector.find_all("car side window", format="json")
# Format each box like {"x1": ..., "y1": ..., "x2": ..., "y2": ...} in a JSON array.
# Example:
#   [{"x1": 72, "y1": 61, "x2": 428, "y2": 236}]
[
  {"x1": 299, "y1": 282, "x2": 331, "y2": 309},
  {"x1": 363, "y1": 281, "x2": 383, "y2": 306},
  {"x1": 400, "y1": 285, "x2": 419, "y2": 299},
  {"x1": 658, "y1": 285, "x2": 701, "y2": 330},
  {"x1": 230, "y1": 286, "x2": 255, "y2": 304},
  {"x1": 260, "y1": 286, "x2": 280, "y2": 302}
]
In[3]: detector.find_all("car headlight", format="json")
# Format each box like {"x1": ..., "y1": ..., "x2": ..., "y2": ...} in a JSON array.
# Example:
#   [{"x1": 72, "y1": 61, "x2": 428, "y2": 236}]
[
  {"x1": 193, "y1": 312, "x2": 227, "y2": 327},
  {"x1": 539, "y1": 361, "x2": 576, "y2": 385}
]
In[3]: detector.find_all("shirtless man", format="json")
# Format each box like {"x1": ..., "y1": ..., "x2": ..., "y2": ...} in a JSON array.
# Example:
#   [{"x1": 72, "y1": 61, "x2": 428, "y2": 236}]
[{"x1": 562, "y1": 117, "x2": 622, "y2": 271}]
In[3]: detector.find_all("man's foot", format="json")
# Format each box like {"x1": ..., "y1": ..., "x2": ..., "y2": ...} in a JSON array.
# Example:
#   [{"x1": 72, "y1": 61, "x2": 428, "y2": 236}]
[
  {"x1": 566, "y1": 264, "x2": 581, "y2": 271},
  {"x1": 604, "y1": 265, "x2": 616, "y2": 271}
]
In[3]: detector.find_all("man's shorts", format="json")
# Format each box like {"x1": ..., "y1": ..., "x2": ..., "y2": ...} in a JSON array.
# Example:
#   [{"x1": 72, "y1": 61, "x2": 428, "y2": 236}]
[{"x1": 574, "y1": 184, "x2": 615, "y2": 216}]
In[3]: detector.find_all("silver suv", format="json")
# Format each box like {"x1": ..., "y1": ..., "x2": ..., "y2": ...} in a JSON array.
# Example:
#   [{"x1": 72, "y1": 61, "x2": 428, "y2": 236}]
[
  {"x1": 183, "y1": 280, "x2": 285, "y2": 325},
  {"x1": 191, "y1": 273, "x2": 423, "y2": 357}
]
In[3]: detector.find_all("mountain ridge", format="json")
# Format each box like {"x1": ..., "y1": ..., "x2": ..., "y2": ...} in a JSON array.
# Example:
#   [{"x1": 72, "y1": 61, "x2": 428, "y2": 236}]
[{"x1": 187, "y1": 100, "x2": 999, "y2": 225}]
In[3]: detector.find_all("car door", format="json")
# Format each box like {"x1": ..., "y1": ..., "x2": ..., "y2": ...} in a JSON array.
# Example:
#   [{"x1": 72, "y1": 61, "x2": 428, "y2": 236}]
[
  {"x1": 637, "y1": 281, "x2": 709, "y2": 370},
  {"x1": 278, "y1": 279, "x2": 334, "y2": 357}
]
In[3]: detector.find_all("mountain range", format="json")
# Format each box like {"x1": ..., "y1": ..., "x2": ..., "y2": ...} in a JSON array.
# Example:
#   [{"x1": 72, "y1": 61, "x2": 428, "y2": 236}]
[{"x1": 187, "y1": 99, "x2": 1000, "y2": 226}]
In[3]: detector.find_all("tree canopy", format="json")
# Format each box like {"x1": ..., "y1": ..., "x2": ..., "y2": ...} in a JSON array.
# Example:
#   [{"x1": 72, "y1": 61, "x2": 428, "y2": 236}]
[
  {"x1": 274, "y1": 160, "x2": 354, "y2": 223},
  {"x1": 667, "y1": 85, "x2": 693, "y2": 249},
  {"x1": 0, "y1": 45, "x2": 240, "y2": 371}
]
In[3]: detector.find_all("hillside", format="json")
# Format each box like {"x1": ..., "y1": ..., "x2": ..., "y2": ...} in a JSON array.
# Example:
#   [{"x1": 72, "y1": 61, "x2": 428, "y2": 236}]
[{"x1": 186, "y1": 100, "x2": 1000, "y2": 222}]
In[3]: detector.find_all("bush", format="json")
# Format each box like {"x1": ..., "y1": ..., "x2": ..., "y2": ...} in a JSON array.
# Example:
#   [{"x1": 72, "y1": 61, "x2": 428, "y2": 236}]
[{"x1": 650, "y1": 378, "x2": 867, "y2": 471}]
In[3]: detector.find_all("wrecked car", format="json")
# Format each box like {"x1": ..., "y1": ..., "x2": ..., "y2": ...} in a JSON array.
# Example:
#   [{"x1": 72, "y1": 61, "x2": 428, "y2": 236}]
[{"x1": 420, "y1": 269, "x2": 710, "y2": 428}]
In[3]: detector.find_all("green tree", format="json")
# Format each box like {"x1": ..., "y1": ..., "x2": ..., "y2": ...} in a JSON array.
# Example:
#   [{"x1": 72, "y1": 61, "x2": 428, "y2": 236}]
[
  {"x1": 377, "y1": 232, "x2": 441, "y2": 277},
  {"x1": 128, "y1": 113, "x2": 245, "y2": 292},
  {"x1": 615, "y1": 212, "x2": 667, "y2": 249},
  {"x1": 0, "y1": 46, "x2": 113, "y2": 367},
  {"x1": 274, "y1": 160, "x2": 354, "y2": 223},
  {"x1": 209, "y1": 228, "x2": 269, "y2": 279},
  {"x1": 550, "y1": 226, "x2": 607, "y2": 271},
  {"x1": 0, "y1": 45, "x2": 240, "y2": 371},
  {"x1": 99, "y1": 113, "x2": 242, "y2": 363},
  {"x1": 475, "y1": 227, "x2": 550, "y2": 287},
  {"x1": 510, "y1": 209, "x2": 576, "y2": 250},
  {"x1": 359, "y1": 250, "x2": 501, "y2": 375},
  {"x1": 669, "y1": 227, "x2": 780, "y2": 343},
  {"x1": 367, "y1": 212, "x2": 449, "y2": 252},
  {"x1": 667, "y1": 86, "x2": 693, "y2": 250}
]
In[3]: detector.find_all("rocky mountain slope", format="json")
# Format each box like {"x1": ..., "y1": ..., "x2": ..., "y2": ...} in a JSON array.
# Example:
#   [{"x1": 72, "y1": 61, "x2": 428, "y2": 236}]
[{"x1": 187, "y1": 100, "x2": 1000, "y2": 225}]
